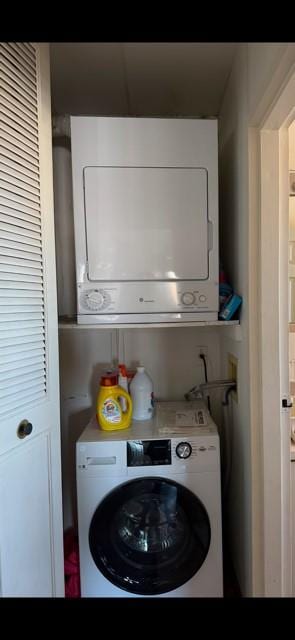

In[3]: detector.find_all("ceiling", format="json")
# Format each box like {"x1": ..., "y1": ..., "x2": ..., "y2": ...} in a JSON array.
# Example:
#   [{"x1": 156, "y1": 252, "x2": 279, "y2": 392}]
[{"x1": 50, "y1": 43, "x2": 237, "y2": 117}]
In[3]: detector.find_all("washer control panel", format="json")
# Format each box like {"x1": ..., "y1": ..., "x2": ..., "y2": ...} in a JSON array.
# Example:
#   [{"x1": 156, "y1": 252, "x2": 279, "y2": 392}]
[{"x1": 125, "y1": 438, "x2": 218, "y2": 470}]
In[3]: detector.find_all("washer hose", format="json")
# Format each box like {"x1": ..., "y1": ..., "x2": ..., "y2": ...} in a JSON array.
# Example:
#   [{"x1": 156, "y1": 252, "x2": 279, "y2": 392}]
[{"x1": 221, "y1": 385, "x2": 236, "y2": 500}]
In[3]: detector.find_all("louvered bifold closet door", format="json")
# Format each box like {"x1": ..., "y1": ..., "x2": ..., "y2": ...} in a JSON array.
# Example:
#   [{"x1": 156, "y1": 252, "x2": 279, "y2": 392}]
[{"x1": 0, "y1": 43, "x2": 46, "y2": 416}]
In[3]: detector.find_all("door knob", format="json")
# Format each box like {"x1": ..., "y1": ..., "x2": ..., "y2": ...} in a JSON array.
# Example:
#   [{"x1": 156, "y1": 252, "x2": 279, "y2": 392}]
[{"x1": 17, "y1": 420, "x2": 33, "y2": 439}]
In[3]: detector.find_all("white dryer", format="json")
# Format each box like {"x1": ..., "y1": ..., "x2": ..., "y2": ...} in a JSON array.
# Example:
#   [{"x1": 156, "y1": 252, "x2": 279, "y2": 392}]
[{"x1": 76, "y1": 401, "x2": 223, "y2": 597}]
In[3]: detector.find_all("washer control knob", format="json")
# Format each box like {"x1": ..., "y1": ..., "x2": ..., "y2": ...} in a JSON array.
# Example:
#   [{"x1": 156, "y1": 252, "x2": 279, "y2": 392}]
[
  {"x1": 199, "y1": 295, "x2": 207, "y2": 303},
  {"x1": 176, "y1": 442, "x2": 192, "y2": 459},
  {"x1": 181, "y1": 292, "x2": 195, "y2": 306}
]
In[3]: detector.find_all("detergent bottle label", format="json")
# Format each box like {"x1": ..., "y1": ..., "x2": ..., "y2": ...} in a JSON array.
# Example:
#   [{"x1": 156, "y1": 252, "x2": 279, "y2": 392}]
[{"x1": 101, "y1": 398, "x2": 121, "y2": 424}]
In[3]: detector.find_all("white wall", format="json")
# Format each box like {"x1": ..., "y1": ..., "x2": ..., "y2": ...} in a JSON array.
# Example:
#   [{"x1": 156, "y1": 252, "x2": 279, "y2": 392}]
[
  {"x1": 289, "y1": 121, "x2": 295, "y2": 251},
  {"x1": 218, "y1": 43, "x2": 290, "y2": 596},
  {"x1": 219, "y1": 45, "x2": 251, "y2": 596},
  {"x1": 247, "y1": 44, "x2": 288, "y2": 123},
  {"x1": 289, "y1": 120, "x2": 295, "y2": 169},
  {"x1": 289, "y1": 122, "x2": 295, "y2": 382},
  {"x1": 289, "y1": 122, "x2": 295, "y2": 324}
]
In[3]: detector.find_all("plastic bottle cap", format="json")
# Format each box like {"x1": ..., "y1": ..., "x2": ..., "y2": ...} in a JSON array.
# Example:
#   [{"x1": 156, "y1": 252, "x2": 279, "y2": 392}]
[
  {"x1": 137, "y1": 366, "x2": 145, "y2": 373},
  {"x1": 118, "y1": 363, "x2": 127, "y2": 376},
  {"x1": 100, "y1": 373, "x2": 118, "y2": 386}
]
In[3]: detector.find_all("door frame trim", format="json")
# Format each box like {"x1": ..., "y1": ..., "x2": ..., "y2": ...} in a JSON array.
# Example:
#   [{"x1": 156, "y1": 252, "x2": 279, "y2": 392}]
[{"x1": 249, "y1": 61, "x2": 295, "y2": 596}]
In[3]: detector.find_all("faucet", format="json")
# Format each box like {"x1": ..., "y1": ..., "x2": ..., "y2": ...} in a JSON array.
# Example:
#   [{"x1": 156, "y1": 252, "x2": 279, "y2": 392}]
[{"x1": 184, "y1": 379, "x2": 236, "y2": 402}]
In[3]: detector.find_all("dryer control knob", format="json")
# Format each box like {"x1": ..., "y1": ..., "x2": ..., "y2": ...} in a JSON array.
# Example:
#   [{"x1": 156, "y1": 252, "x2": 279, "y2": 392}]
[
  {"x1": 176, "y1": 442, "x2": 192, "y2": 459},
  {"x1": 181, "y1": 292, "x2": 195, "y2": 306},
  {"x1": 81, "y1": 289, "x2": 110, "y2": 311}
]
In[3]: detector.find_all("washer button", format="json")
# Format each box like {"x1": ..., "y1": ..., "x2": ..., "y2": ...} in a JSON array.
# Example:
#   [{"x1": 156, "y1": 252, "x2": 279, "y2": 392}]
[{"x1": 199, "y1": 295, "x2": 207, "y2": 303}]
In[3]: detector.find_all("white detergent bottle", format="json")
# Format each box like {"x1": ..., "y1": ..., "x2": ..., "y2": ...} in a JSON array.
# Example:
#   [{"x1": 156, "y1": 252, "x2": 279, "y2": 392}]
[
  {"x1": 130, "y1": 366, "x2": 154, "y2": 421},
  {"x1": 118, "y1": 364, "x2": 128, "y2": 411}
]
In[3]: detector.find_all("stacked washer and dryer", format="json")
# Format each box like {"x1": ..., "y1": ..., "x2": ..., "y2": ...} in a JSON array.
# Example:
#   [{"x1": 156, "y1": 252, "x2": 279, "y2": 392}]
[
  {"x1": 72, "y1": 116, "x2": 223, "y2": 596},
  {"x1": 76, "y1": 401, "x2": 223, "y2": 597}
]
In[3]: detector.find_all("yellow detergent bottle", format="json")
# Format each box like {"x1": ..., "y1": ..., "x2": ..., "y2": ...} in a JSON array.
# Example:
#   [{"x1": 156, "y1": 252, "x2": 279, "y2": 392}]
[{"x1": 96, "y1": 372, "x2": 133, "y2": 431}]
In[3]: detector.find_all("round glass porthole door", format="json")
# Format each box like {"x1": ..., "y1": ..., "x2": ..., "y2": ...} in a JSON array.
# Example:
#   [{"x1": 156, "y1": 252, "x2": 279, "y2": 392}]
[{"x1": 89, "y1": 477, "x2": 211, "y2": 595}]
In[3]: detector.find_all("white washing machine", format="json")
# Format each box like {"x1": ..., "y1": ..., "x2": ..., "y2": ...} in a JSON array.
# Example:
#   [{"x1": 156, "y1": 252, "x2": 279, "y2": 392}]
[{"x1": 76, "y1": 401, "x2": 223, "y2": 597}]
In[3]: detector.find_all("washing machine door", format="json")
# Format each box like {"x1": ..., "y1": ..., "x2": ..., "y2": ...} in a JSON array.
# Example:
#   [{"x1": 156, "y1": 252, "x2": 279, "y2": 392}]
[{"x1": 89, "y1": 477, "x2": 211, "y2": 595}]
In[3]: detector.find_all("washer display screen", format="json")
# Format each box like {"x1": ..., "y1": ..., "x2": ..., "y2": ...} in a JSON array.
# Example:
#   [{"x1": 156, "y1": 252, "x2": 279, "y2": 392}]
[{"x1": 127, "y1": 440, "x2": 171, "y2": 467}]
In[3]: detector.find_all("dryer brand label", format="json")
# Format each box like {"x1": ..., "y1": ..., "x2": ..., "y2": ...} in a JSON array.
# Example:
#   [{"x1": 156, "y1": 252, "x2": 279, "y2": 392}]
[{"x1": 101, "y1": 398, "x2": 121, "y2": 423}]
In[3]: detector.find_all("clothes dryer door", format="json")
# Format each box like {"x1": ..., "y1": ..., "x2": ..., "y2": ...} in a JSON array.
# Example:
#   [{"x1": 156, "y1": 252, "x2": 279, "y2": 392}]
[
  {"x1": 89, "y1": 477, "x2": 211, "y2": 595},
  {"x1": 83, "y1": 167, "x2": 209, "y2": 282}
]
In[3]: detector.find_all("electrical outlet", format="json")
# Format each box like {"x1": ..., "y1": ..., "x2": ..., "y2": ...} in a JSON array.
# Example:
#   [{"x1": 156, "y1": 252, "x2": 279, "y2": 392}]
[
  {"x1": 197, "y1": 346, "x2": 208, "y2": 357},
  {"x1": 228, "y1": 353, "x2": 238, "y2": 402}
]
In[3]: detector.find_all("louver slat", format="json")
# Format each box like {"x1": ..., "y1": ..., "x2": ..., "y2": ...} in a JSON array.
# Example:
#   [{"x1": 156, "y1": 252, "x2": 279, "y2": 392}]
[
  {"x1": 0, "y1": 366, "x2": 43, "y2": 389},
  {"x1": 0, "y1": 376, "x2": 44, "y2": 398},
  {"x1": 0, "y1": 45, "x2": 37, "y2": 87},
  {"x1": 0, "y1": 345, "x2": 44, "y2": 361},
  {"x1": 0, "y1": 241, "x2": 42, "y2": 259},
  {"x1": 0, "y1": 118, "x2": 39, "y2": 154},
  {"x1": 0, "y1": 89, "x2": 38, "y2": 130},
  {"x1": 0, "y1": 56, "x2": 37, "y2": 100},
  {"x1": 0, "y1": 211, "x2": 41, "y2": 233},
  {"x1": 0, "y1": 139, "x2": 39, "y2": 169},
  {"x1": 0, "y1": 197, "x2": 41, "y2": 221},
  {"x1": 0, "y1": 312, "x2": 44, "y2": 324},
  {"x1": 0, "y1": 42, "x2": 46, "y2": 417},
  {"x1": 0, "y1": 170, "x2": 40, "y2": 198},
  {"x1": 0, "y1": 364, "x2": 44, "y2": 385},
  {"x1": 0, "y1": 280, "x2": 42, "y2": 292},
  {"x1": 0, "y1": 186, "x2": 39, "y2": 217},
  {"x1": 17, "y1": 43, "x2": 36, "y2": 64},
  {"x1": 9, "y1": 44, "x2": 36, "y2": 73},
  {"x1": 0, "y1": 255, "x2": 42, "y2": 270},
  {"x1": 0, "y1": 190, "x2": 40, "y2": 212},
  {"x1": 0, "y1": 353, "x2": 45, "y2": 374},
  {"x1": 0, "y1": 154, "x2": 39, "y2": 184},
  {"x1": 0, "y1": 110, "x2": 38, "y2": 145},
  {"x1": 0, "y1": 128, "x2": 39, "y2": 159},
  {"x1": 0, "y1": 274, "x2": 42, "y2": 286},
  {"x1": 0, "y1": 263, "x2": 42, "y2": 278},
  {"x1": 0, "y1": 388, "x2": 45, "y2": 412},
  {"x1": 0, "y1": 104, "x2": 38, "y2": 139},
  {"x1": 0, "y1": 288, "x2": 43, "y2": 297},
  {"x1": 0, "y1": 69, "x2": 37, "y2": 111},
  {"x1": 0, "y1": 337, "x2": 43, "y2": 350},
  {"x1": 0, "y1": 160, "x2": 40, "y2": 188},
  {"x1": 22, "y1": 43, "x2": 35, "y2": 56},
  {"x1": 0, "y1": 325, "x2": 43, "y2": 342},
  {"x1": 0, "y1": 229, "x2": 41, "y2": 248},
  {"x1": 0, "y1": 301, "x2": 44, "y2": 318},
  {"x1": 0, "y1": 218, "x2": 41, "y2": 240},
  {"x1": 0, "y1": 304, "x2": 43, "y2": 314}
]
